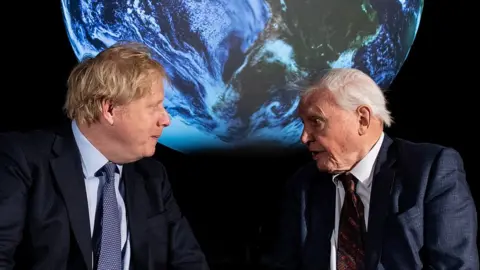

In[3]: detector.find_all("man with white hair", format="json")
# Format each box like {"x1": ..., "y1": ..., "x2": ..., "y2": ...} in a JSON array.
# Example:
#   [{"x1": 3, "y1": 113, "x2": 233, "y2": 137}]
[{"x1": 261, "y1": 68, "x2": 478, "y2": 270}]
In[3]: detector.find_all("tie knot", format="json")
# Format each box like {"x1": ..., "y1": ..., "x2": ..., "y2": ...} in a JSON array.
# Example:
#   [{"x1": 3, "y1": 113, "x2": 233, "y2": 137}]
[
  {"x1": 338, "y1": 173, "x2": 357, "y2": 194},
  {"x1": 102, "y1": 162, "x2": 117, "y2": 182}
]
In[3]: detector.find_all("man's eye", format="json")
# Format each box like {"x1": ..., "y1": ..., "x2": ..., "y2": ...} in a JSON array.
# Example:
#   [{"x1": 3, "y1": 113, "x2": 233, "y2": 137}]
[
  {"x1": 313, "y1": 118, "x2": 323, "y2": 124},
  {"x1": 312, "y1": 118, "x2": 326, "y2": 128}
]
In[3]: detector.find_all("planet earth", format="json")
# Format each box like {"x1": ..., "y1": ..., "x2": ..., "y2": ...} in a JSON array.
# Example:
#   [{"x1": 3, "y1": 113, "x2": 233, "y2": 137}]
[{"x1": 61, "y1": 0, "x2": 423, "y2": 154}]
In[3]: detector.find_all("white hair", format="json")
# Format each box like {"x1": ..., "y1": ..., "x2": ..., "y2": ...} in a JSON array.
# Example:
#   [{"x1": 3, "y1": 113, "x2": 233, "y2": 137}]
[{"x1": 302, "y1": 68, "x2": 393, "y2": 127}]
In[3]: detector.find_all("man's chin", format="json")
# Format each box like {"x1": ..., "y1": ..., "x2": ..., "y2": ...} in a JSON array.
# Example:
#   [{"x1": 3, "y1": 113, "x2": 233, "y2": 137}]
[
  {"x1": 138, "y1": 145, "x2": 156, "y2": 159},
  {"x1": 314, "y1": 159, "x2": 336, "y2": 173},
  {"x1": 315, "y1": 159, "x2": 329, "y2": 171},
  {"x1": 144, "y1": 147, "x2": 156, "y2": 157}
]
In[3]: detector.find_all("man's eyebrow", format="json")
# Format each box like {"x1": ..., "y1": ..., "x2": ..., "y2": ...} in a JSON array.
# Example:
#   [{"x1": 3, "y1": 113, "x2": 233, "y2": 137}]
[
  {"x1": 308, "y1": 110, "x2": 326, "y2": 119},
  {"x1": 151, "y1": 99, "x2": 163, "y2": 106},
  {"x1": 311, "y1": 115, "x2": 327, "y2": 122}
]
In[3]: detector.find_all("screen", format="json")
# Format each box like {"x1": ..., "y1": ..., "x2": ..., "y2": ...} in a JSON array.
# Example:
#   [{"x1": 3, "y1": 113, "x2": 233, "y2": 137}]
[{"x1": 62, "y1": 0, "x2": 423, "y2": 154}]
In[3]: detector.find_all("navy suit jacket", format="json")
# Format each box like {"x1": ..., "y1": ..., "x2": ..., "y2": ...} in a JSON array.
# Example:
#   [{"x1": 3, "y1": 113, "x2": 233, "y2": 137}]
[
  {"x1": 0, "y1": 127, "x2": 209, "y2": 270},
  {"x1": 261, "y1": 134, "x2": 478, "y2": 270}
]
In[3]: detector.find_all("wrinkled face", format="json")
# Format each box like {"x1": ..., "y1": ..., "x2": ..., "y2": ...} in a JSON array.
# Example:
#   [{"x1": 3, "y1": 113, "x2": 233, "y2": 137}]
[
  {"x1": 111, "y1": 78, "x2": 170, "y2": 161},
  {"x1": 298, "y1": 89, "x2": 363, "y2": 173}
]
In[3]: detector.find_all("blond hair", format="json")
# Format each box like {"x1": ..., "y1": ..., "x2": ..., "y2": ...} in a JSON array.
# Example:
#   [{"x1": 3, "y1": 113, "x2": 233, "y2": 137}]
[{"x1": 64, "y1": 41, "x2": 167, "y2": 125}]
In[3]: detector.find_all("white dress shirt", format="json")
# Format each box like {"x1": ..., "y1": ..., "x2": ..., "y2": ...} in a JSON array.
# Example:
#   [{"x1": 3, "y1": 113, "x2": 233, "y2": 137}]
[
  {"x1": 329, "y1": 132, "x2": 384, "y2": 270},
  {"x1": 72, "y1": 121, "x2": 131, "y2": 269}
]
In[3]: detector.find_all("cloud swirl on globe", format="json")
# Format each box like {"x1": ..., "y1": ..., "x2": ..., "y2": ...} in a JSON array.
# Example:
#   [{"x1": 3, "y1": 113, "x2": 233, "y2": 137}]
[{"x1": 61, "y1": 0, "x2": 423, "y2": 154}]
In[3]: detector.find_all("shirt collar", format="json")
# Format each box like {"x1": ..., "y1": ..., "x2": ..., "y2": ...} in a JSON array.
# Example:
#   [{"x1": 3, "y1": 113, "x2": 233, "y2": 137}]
[
  {"x1": 332, "y1": 132, "x2": 384, "y2": 187},
  {"x1": 71, "y1": 120, "x2": 123, "y2": 178}
]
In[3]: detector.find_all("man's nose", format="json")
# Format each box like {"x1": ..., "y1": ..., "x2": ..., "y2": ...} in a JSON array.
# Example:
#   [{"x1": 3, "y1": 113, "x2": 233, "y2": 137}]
[
  {"x1": 300, "y1": 129, "x2": 310, "y2": 145},
  {"x1": 158, "y1": 112, "x2": 171, "y2": 127}
]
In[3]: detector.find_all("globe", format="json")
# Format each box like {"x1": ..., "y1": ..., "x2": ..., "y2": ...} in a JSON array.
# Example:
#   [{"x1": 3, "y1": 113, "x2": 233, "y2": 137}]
[{"x1": 61, "y1": 0, "x2": 423, "y2": 154}]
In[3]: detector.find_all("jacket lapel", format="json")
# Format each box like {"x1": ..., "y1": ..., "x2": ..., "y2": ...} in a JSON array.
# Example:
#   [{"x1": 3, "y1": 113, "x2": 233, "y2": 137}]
[
  {"x1": 123, "y1": 164, "x2": 149, "y2": 270},
  {"x1": 365, "y1": 135, "x2": 397, "y2": 270},
  {"x1": 50, "y1": 128, "x2": 93, "y2": 270}
]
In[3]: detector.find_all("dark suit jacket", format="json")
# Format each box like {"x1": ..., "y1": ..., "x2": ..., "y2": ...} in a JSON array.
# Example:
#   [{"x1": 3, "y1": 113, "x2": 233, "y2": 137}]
[
  {"x1": 0, "y1": 127, "x2": 209, "y2": 270},
  {"x1": 261, "y1": 134, "x2": 478, "y2": 270}
]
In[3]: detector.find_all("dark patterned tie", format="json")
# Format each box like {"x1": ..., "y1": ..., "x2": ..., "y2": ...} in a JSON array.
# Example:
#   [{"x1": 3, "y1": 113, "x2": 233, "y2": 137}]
[
  {"x1": 336, "y1": 173, "x2": 366, "y2": 270},
  {"x1": 94, "y1": 162, "x2": 122, "y2": 270}
]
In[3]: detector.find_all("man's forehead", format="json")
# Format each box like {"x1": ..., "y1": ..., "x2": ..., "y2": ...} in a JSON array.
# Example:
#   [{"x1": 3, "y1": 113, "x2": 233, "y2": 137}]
[
  {"x1": 298, "y1": 101, "x2": 326, "y2": 118},
  {"x1": 299, "y1": 90, "x2": 331, "y2": 112},
  {"x1": 150, "y1": 79, "x2": 165, "y2": 95},
  {"x1": 304, "y1": 87, "x2": 331, "y2": 100}
]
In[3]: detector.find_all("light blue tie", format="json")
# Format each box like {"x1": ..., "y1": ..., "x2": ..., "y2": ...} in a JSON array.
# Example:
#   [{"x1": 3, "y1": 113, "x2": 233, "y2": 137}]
[{"x1": 96, "y1": 162, "x2": 122, "y2": 270}]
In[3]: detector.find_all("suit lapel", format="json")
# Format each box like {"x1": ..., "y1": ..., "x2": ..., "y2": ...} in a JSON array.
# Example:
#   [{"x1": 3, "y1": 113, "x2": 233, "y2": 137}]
[
  {"x1": 50, "y1": 128, "x2": 93, "y2": 270},
  {"x1": 365, "y1": 135, "x2": 396, "y2": 270},
  {"x1": 123, "y1": 164, "x2": 149, "y2": 270}
]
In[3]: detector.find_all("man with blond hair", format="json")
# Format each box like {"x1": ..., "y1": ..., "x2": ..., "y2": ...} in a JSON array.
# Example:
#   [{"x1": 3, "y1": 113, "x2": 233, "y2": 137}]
[
  {"x1": 261, "y1": 68, "x2": 478, "y2": 269},
  {"x1": 0, "y1": 42, "x2": 209, "y2": 270}
]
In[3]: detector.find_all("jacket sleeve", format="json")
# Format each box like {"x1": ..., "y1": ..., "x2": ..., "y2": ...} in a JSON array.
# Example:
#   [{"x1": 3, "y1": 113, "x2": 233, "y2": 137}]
[
  {"x1": 0, "y1": 134, "x2": 30, "y2": 269},
  {"x1": 160, "y1": 166, "x2": 210, "y2": 270},
  {"x1": 424, "y1": 147, "x2": 478, "y2": 269},
  {"x1": 259, "y1": 170, "x2": 305, "y2": 270}
]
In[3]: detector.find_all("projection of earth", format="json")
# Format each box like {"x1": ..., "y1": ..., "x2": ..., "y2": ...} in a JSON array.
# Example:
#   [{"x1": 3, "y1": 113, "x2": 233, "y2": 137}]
[{"x1": 61, "y1": 0, "x2": 423, "y2": 154}]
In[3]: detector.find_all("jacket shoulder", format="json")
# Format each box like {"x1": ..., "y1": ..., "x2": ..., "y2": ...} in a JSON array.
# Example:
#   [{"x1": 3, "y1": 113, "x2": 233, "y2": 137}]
[
  {"x1": 393, "y1": 137, "x2": 460, "y2": 163},
  {"x1": 133, "y1": 157, "x2": 168, "y2": 178},
  {"x1": 0, "y1": 129, "x2": 57, "y2": 158},
  {"x1": 390, "y1": 137, "x2": 465, "y2": 188},
  {"x1": 286, "y1": 160, "x2": 324, "y2": 193}
]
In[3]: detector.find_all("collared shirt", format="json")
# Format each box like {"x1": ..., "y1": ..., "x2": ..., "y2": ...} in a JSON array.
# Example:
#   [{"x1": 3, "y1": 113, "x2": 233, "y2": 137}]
[
  {"x1": 329, "y1": 132, "x2": 384, "y2": 270},
  {"x1": 72, "y1": 121, "x2": 130, "y2": 269}
]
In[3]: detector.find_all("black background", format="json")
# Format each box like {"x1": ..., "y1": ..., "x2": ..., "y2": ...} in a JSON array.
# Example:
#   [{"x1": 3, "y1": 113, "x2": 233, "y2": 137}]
[{"x1": 1, "y1": 0, "x2": 476, "y2": 269}]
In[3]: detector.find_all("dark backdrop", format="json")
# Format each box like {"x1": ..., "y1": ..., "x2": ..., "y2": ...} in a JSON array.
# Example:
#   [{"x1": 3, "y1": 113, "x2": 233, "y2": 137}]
[{"x1": 1, "y1": 0, "x2": 475, "y2": 269}]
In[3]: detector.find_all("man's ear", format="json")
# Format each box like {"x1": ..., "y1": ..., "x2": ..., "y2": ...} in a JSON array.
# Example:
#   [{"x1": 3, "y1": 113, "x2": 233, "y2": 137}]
[
  {"x1": 100, "y1": 99, "x2": 115, "y2": 125},
  {"x1": 356, "y1": 105, "x2": 372, "y2": 135}
]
